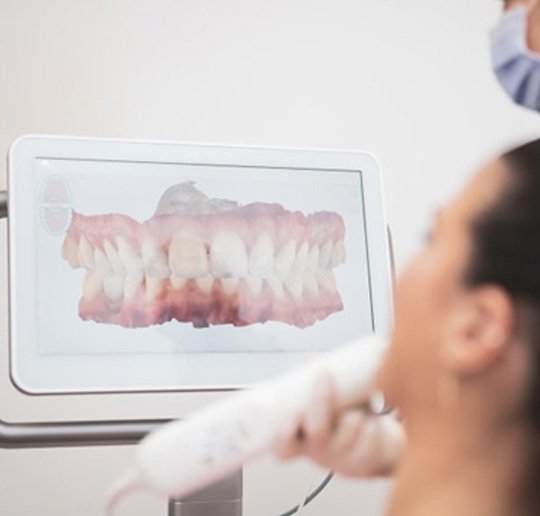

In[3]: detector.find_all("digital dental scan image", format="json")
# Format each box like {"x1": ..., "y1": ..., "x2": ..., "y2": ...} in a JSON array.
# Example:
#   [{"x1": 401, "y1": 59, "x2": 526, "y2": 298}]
[
  {"x1": 61, "y1": 182, "x2": 347, "y2": 329},
  {"x1": 19, "y1": 154, "x2": 374, "y2": 392}
]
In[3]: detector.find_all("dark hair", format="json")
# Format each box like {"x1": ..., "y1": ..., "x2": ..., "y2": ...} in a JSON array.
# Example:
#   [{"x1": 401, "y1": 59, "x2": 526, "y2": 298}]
[{"x1": 465, "y1": 138, "x2": 540, "y2": 430}]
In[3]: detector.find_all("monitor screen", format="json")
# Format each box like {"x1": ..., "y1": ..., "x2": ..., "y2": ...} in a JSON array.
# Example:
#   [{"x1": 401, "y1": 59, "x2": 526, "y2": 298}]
[{"x1": 9, "y1": 138, "x2": 391, "y2": 394}]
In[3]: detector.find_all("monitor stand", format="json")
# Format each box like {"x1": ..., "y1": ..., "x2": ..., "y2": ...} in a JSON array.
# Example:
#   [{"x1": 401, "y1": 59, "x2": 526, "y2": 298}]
[{"x1": 168, "y1": 470, "x2": 242, "y2": 516}]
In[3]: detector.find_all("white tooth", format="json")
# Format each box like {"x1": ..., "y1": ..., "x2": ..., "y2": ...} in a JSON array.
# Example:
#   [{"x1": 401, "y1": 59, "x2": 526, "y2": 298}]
[
  {"x1": 316, "y1": 270, "x2": 337, "y2": 293},
  {"x1": 285, "y1": 275, "x2": 303, "y2": 300},
  {"x1": 169, "y1": 232, "x2": 209, "y2": 278},
  {"x1": 274, "y1": 240, "x2": 297, "y2": 279},
  {"x1": 210, "y1": 231, "x2": 248, "y2": 278},
  {"x1": 319, "y1": 241, "x2": 333, "y2": 269},
  {"x1": 266, "y1": 276, "x2": 285, "y2": 300},
  {"x1": 94, "y1": 248, "x2": 112, "y2": 277},
  {"x1": 104, "y1": 240, "x2": 125, "y2": 277},
  {"x1": 103, "y1": 276, "x2": 124, "y2": 302},
  {"x1": 221, "y1": 278, "x2": 239, "y2": 295},
  {"x1": 117, "y1": 237, "x2": 143, "y2": 277},
  {"x1": 62, "y1": 236, "x2": 79, "y2": 268},
  {"x1": 78, "y1": 236, "x2": 95, "y2": 269},
  {"x1": 141, "y1": 237, "x2": 169, "y2": 278},
  {"x1": 249, "y1": 232, "x2": 274, "y2": 277},
  {"x1": 303, "y1": 274, "x2": 319, "y2": 297},
  {"x1": 124, "y1": 275, "x2": 142, "y2": 300},
  {"x1": 292, "y1": 241, "x2": 309, "y2": 275},
  {"x1": 145, "y1": 275, "x2": 163, "y2": 301},
  {"x1": 307, "y1": 244, "x2": 319, "y2": 274},
  {"x1": 245, "y1": 277, "x2": 263, "y2": 296},
  {"x1": 195, "y1": 275, "x2": 214, "y2": 294},
  {"x1": 332, "y1": 239, "x2": 346, "y2": 266},
  {"x1": 170, "y1": 276, "x2": 187, "y2": 290},
  {"x1": 83, "y1": 271, "x2": 102, "y2": 301}
]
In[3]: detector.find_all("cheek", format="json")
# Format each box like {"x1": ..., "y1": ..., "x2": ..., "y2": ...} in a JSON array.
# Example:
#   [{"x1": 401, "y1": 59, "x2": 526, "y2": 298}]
[
  {"x1": 394, "y1": 254, "x2": 440, "y2": 348},
  {"x1": 377, "y1": 251, "x2": 450, "y2": 405}
]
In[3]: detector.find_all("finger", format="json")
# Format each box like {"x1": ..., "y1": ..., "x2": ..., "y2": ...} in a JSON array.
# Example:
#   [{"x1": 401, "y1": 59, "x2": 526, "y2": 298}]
[
  {"x1": 346, "y1": 416, "x2": 380, "y2": 475},
  {"x1": 328, "y1": 411, "x2": 366, "y2": 459},
  {"x1": 304, "y1": 371, "x2": 337, "y2": 447},
  {"x1": 274, "y1": 413, "x2": 305, "y2": 460},
  {"x1": 369, "y1": 416, "x2": 405, "y2": 475}
]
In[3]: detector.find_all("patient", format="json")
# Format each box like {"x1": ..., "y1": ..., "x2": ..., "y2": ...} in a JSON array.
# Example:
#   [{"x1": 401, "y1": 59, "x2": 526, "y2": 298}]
[{"x1": 275, "y1": 138, "x2": 540, "y2": 516}]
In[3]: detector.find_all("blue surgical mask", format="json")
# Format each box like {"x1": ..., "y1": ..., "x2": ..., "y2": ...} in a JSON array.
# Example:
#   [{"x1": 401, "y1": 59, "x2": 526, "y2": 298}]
[{"x1": 491, "y1": 6, "x2": 540, "y2": 111}]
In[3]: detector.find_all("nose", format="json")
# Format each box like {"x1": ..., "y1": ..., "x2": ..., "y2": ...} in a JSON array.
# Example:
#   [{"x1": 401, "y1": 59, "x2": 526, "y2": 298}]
[{"x1": 503, "y1": 0, "x2": 535, "y2": 11}]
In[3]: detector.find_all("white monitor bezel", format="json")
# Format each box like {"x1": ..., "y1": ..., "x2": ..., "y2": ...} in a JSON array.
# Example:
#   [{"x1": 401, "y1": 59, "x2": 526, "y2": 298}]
[{"x1": 6, "y1": 135, "x2": 393, "y2": 408}]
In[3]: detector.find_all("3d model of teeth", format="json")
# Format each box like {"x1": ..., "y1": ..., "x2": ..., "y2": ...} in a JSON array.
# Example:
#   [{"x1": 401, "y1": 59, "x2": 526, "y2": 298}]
[{"x1": 61, "y1": 182, "x2": 347, "y2": 328}]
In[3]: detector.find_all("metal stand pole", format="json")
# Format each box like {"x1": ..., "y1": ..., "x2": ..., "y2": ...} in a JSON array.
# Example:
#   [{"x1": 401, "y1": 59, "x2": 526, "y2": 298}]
[
  {"x1": 168, "y1": 470, "x2": 242, "y2": 516},
  {"x1": 0, "y1": 191, "x2": 6, "y2": 219}
]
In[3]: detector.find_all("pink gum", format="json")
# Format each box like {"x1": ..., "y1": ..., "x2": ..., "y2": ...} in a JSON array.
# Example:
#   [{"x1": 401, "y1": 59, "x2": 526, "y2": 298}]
[
  {"x1": 79, "y1": 278, "x2": 343, "y2": 329},
  {"x1": 67, "y1": 203, "x2": 346, "y2": 252}
]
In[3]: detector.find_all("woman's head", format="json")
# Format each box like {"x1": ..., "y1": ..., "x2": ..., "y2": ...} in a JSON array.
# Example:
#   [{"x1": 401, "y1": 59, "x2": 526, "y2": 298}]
[
  {"x1": 466, "y1": 140, "x2": 540, "y2": 430},
  {"x1": 379, "y1": 139, "x2": 540, "y2": 434}
]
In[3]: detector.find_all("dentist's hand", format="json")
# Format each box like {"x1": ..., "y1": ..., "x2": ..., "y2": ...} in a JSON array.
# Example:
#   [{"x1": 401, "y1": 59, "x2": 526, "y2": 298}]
[{"x1": 273, "y1": 372, "x2": 404, "y2": 477}]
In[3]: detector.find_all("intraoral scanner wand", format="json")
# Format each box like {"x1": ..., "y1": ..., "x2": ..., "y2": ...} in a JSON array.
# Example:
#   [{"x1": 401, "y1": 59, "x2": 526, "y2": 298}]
[{"x1": 107, "y1": 334, "x2": 390, "y2": 514}]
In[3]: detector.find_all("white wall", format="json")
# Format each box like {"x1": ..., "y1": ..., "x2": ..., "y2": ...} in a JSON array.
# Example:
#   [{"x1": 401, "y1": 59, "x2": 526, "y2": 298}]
[{"x1": 1, "y1": 0, "x2": 540, "y2": 515}]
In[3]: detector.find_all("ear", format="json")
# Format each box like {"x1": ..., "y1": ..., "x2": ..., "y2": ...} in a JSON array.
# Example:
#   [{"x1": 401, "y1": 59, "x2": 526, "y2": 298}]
[{"x1": 442, "y1": 286, "x2": 514, "y2": 376}]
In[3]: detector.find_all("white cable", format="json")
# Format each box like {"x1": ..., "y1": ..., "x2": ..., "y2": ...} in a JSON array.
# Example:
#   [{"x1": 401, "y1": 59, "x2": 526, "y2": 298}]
[{"x1": 105, "y1": 470, "x2": 142, "y2": 516}]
